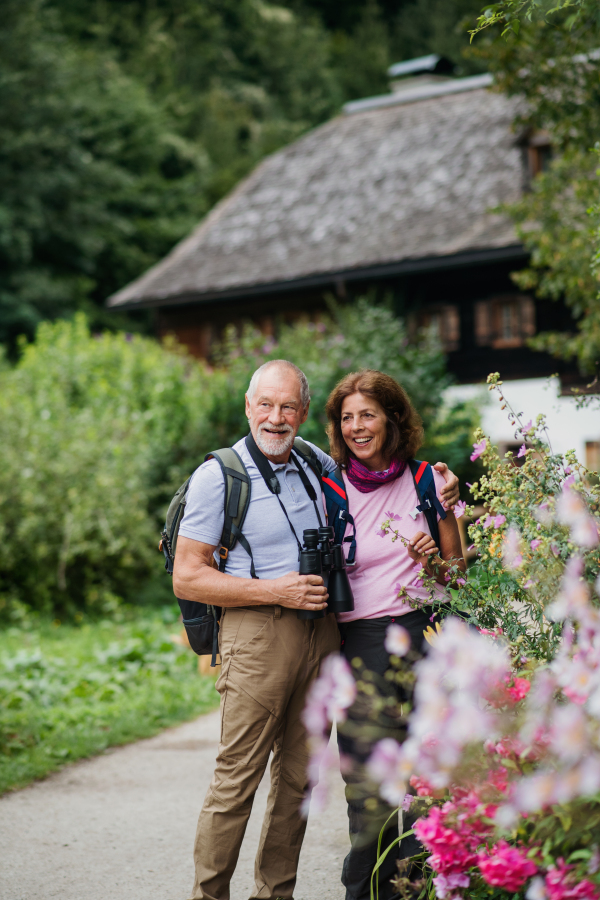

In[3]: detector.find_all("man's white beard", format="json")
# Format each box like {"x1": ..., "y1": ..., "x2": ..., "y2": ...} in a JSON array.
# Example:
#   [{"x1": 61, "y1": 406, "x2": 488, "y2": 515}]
[{"x1": 255, "y1": 423, "x2": 295, "y2": 456}]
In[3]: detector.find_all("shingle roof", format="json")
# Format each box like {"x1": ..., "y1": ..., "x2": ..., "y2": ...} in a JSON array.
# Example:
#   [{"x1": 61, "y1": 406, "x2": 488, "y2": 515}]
[{"x1": 108, "y1": 78, "x2": 523, "y2": 309}]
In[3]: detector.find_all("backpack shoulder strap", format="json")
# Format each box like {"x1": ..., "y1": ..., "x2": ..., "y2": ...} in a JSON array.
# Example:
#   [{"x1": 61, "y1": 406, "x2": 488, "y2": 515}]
[
  {"x1": 292, "y1": 437, "x2": 323, "y2": 479},
  {"x1": 408, "y1": 459, "x2": 446, "y2": 549},
  {"x1": 161, "y1": 476, "x2": 193, "y2": 574},
  {"x1": 321, "y1": 466, "x2": 357, "y2": 566},
  {"x1": 204, "y1": 448, "x2": 254, "y2": 575}
]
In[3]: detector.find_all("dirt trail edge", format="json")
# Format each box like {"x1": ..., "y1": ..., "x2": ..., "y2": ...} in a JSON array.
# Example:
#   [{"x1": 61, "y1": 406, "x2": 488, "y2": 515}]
[{"x1": 0, "y1": 708, "x2": 348, "y2": 900}]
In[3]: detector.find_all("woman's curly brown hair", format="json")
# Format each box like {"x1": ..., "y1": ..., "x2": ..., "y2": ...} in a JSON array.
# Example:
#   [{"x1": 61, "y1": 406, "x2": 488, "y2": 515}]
[{"x1": 325, "y1": 369, "x2": 424, "y2": 468}]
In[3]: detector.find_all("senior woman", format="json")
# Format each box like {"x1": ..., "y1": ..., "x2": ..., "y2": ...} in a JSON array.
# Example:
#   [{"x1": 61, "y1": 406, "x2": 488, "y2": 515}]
[{"x1": 325, "y1": 369, "x2": 466, "y2": 900}]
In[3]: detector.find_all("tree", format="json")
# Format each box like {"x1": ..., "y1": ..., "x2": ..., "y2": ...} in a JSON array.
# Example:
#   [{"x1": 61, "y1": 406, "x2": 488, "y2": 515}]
[
  {"x1": 0, "y1": 0, "x2": 207, "y2": 348},
  {"x1": 474, "y1": 12, "x2": 600, "y2": 378},
  {"x1": 470, "y1": 0, "x2": 597, "y2": 37}
]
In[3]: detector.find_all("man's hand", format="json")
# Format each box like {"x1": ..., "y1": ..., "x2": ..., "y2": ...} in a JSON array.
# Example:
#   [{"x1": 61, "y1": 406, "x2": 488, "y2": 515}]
[
  {"x1": 264, "y1": 572, "x2": 329, "y2": 612},
  {"x1": 407, "y1": 530, "x2": 439, "y2": 566},
  {"x1": 433, "y1": 462, "x2": 460, "y2": 510}
]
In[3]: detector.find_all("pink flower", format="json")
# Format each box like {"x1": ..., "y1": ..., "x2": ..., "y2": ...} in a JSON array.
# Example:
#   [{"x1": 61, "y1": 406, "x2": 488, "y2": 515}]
[
  {"x1": 545, "y1": 861, "x2": 600, "y2": 900},
  {"x1": 488, "y1": 675, "x2": 530, "y2": 708},
  {"x1": 470, "y1": 439, "x2": 487, "y2": 461},
  {"x1": 508, "y1": 677, "x2": 531, "y2": 702},
  {"x1": 531, "y1": 539, "x2": 542, "y2": 550},
  {"x1": 517, "y1": 444, "x2": 527, "y2": 458},
  {"x1": 402, "y1": 793, "x2": 414, "y2": 812},
  {"x1": 376, "y1": 527, "x2": 388, "y2": 537},
  {"x1": 521, "y1": 419, "x2": 534, "y2": 434},
  {"x1": 302, "y1": 654, "x2": 356, "y2": 736},
  {"x1": 433, "y1": 873, "x2": 470, "y2": 899},
  {"x1": 410, "y1": 774, "x2": 437, "y2": 796},
  {"x1": 494, "y1": 514, "x2": 506, "y2": 527},
  {"x1": 385, "y1": 623, "x2": 411, "y2": 657},
  {"x1": 414, "y1": 807, "x2": 478, "y2": 874},
  {"x1": 385, "y1": 510, "x2": 402, "y2": 521},
  {"x1": 454, "y1": 500, "x2": 467, "y2": 519},
  {"x1": 478, "y1": 841, "x2": 537, "y2": 891}
]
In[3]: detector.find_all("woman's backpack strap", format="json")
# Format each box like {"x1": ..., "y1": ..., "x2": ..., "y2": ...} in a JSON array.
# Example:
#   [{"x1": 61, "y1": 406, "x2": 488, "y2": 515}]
[
  {"x1": 408, "y1": 459, "x2": 446, "y2": 548},
  {"x1": 322, "y1": 467, "x2": 357, "y2": 566}
]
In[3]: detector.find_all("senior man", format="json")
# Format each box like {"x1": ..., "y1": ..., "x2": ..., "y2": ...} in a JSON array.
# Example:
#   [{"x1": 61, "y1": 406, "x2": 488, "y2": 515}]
[{"x1": 173, "y1": 359, "x2": 459, "y2": 900}]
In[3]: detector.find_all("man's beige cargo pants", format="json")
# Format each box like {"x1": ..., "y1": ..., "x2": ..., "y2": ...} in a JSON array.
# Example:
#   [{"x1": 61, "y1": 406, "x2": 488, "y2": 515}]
[{"x1": 189, "y1": 604, "x2": 340, "y2": 900}]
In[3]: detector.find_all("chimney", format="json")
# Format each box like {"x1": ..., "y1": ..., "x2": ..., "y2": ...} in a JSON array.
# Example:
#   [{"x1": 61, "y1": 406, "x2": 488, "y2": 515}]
[{"x1": 387, "y1": 54, "x2": 455, "y2": 93}]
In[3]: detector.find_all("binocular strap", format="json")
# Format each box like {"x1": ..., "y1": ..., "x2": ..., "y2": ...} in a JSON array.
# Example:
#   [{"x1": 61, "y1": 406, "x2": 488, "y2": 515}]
[{"x1": 244, "y1": 435, "x2": 324, "y2": 553}]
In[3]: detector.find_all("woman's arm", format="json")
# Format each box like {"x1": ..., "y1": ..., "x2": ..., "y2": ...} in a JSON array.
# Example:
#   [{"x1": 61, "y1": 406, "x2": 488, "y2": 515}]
[{"x1": 407, "y1": 513, "x2": 466, "y2": 586}]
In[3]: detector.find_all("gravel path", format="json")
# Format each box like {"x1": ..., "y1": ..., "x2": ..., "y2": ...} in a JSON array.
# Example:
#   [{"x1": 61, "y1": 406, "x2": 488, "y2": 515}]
[{"x1": 0, "y1": 708, "x2": 348, "y2": 900}]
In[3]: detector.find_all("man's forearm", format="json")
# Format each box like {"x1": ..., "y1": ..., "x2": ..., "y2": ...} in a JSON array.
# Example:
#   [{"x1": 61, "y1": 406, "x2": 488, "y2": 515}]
[{"x1": 173, "y1": 563, "x2": 269, "y2": 607}]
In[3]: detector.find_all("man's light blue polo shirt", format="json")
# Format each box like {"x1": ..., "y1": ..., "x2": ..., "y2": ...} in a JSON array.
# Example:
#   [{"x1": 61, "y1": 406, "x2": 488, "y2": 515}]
[{"x1": 178, "y1": 436, "x2": 336, "y2": 580}]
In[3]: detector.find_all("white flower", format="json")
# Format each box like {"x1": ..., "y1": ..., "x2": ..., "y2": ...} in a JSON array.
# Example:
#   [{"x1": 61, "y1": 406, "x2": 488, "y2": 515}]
[
  {"x1": 546, "y1": 557, "x2": 590, "y2": 622},
  {"x1": 302, "y1": 736, "x2": 344, "y2": 817},
  {"x1": 385, "y1": 623, "x2": 411, "y2": 657},
  {"x1": 433, "y1": 874, "x2": 470, "y2": 899},
  {"x1": 494, "y1": 803, "x2": 519, "y2": 830},
  {"x1": 404, "y1": 619, "x2": 510, "y2": 785},
  {"x1": 550, "y1": 704, "x2": 589, "y2": 763},
  {"x1": 556, "y1": 484, "x2": 599, "y2": 548},
  {"x1": 367, "y1": 738, "x2": 412, "y2": 805},
  {"x1": 526, "y1": 876, "x2": 548, "y2": 900},
  {"x1": 502, "y1": 526, "x2": 523, "y2": 569}
]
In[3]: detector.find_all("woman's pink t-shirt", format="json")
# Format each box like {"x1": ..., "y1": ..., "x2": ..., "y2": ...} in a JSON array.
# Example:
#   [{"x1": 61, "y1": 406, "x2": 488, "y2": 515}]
[{"x1": 337, "y1": 467, "x2": 448, "y2": 623}]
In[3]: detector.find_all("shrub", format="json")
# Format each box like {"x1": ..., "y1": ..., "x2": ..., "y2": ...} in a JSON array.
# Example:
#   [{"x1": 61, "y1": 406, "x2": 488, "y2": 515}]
[{"x1": 0, "y1": 315, "x2": 211, "y2": 618}]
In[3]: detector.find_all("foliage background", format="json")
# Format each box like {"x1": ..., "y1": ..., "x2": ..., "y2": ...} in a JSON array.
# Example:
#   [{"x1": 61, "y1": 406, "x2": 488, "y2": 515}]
[{"x1": 0, "y1": 0, "x2": 484, "y2": 350}]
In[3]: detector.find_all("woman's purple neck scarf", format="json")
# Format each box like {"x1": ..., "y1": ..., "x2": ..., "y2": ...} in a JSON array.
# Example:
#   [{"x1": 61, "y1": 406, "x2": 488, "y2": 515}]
[{"x1": 346, "y1": 455, "x2": 407, "y2": 493}]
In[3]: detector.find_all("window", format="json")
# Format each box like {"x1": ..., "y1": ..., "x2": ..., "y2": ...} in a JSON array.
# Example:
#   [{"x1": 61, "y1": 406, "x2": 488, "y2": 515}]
[
  {"x1": 525, "y1": 130, "x2": 553, "y2": 180},
  {"x1": 474, "y1": 295, "x2": 536, "y2": 349},
  {"x1": 414, "y1": 304, "x2": 460, "y2": 351}
]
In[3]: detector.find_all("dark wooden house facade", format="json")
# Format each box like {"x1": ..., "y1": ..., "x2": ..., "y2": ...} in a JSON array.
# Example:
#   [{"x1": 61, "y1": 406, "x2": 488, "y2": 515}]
[{"x1": 108, "y1": 67, "x2": 577, "y2": 388}]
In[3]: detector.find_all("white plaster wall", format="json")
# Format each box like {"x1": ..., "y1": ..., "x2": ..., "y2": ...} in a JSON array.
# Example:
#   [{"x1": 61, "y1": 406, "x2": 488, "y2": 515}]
[{"x1": 444, "y1": 377, "x2": 600, "y2": 464}]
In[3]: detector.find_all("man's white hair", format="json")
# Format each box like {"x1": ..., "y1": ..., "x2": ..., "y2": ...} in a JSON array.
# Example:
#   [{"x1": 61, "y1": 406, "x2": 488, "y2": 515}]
[{"x1": 247, "y1": 360, "x2": 310, "y2": 408}]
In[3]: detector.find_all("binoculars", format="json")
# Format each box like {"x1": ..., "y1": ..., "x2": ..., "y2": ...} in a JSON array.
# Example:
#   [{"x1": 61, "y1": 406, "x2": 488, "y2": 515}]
[{"x1": 297, "y1": 526, "x2": 354, "y2": 620}]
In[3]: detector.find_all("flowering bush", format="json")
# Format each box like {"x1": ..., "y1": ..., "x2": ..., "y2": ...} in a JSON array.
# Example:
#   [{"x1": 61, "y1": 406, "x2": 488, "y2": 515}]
[{"x1": 305, "y1": 375, "x2": 600, "y2": 900}]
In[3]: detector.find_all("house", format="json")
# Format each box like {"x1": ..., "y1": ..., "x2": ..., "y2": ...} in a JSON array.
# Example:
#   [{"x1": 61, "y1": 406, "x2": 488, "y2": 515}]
[{"x1": 108, "y1": 57, "x2": 598, "y2": 464}]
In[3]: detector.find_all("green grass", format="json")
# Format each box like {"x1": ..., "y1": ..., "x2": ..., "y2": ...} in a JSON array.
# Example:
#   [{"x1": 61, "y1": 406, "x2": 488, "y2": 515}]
[{"x1": 0, "y1": 608, "x2": 220, "y2": 793}]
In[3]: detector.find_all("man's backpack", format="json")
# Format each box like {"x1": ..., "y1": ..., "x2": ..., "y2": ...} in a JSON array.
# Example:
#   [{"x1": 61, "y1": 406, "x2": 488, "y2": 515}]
[
  {"x1": 160, "y1": 441, "x2": 444, "y2": 665},
  {"x1": 159, "y1": 438, "x2": 349, "y2": 666}
]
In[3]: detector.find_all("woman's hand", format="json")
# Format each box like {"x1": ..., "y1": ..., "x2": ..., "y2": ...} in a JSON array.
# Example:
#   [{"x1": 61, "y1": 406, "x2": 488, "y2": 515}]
[{"x1": 407, "y1": 531, "x2": 439, "y2": 565}]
